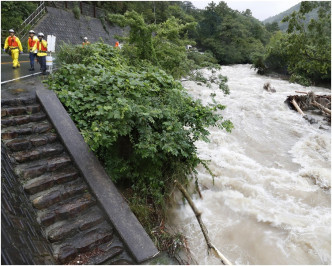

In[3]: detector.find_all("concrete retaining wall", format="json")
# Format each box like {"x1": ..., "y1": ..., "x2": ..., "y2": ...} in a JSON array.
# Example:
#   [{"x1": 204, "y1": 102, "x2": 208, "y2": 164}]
[{"x1": 32, "y1": 6, "x2": 126, "y2": 49}]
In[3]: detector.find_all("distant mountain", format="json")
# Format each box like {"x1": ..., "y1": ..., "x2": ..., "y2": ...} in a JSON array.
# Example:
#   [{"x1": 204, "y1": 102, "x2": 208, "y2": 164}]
[{"x1": 263, "y1": 2, "x2": 318, "y2": 32}]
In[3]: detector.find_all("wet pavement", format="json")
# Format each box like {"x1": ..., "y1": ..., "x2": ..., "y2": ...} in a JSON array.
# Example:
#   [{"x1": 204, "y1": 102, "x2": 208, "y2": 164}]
[
  {"x1": 1, "y1": 72, "x2": 48, "y2": 101},
  {"x1": 2, "y1": 54, "x2": 41, "y2": 82},
  {"x1": 1, "y1": 53, "x2": 54, "y2": 99},
  {"x1": 1, "y1": 54, "x2": 56, "y2": 83}
]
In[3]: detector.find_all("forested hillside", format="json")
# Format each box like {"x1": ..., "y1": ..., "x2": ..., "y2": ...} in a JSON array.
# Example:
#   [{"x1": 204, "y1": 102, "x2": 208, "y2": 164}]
[
  {"x1": 100, "y1": 1, "x2": 272, "y2": 65},
  {"x1": 263, "y1": 2, "x2": 319, "y2": 32},
  {"x1": 255, "y1": 1, "x2": 330, "y2": 86}
]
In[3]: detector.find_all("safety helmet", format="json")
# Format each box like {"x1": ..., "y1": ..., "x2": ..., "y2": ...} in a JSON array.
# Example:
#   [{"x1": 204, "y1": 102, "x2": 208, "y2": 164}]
[
  {"x1": 29, "y1": 30, "x2": 35, "y2": 34},
  {"x1": 38, "y1": 32, "x2": 44, "y2": 37},
  {"x1": 9, "y1": 29, "x2": 14, "y2": 33},
  {"x1": 84, "y1": 37, "x2": 88, "y2": 40}
]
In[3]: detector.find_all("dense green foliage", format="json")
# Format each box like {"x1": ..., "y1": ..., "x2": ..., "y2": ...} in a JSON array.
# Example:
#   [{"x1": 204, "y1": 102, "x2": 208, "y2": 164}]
[
  {"x1": 48, "y1": 42, "x2": 232, "y2": 214},
  {"x1": 94, "y1": 1, "x2": 196, "y2": 24},
  {"x1": 1, "y1": 1, "x2": 38, "y2": 31},
  {"x1": 194, "y1": 2, "x2": 270, "y2": 64},
  {"x1": 108, "y1": 11, "x2": 196, "y2": 79},
  {"x1": 107, "y1": 10, "x2": 229, "y2": 93},
  {"x1": 1, "y1": 1, "x2": 38, "y2": 47},
  {"x1": 254, "y1": 1, "x2": 331, "y2": 86},
  {"x1": 101, "y1": 1, "x2": 272, "y2": 65},
  {"x1": 263, "y1": 2, "x2": 319, "y2": 32}
]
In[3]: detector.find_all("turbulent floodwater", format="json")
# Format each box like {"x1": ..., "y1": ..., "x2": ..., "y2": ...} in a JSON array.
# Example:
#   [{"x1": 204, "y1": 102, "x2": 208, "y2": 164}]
[{"x1": 169, "y1": 65, "x2": 331, "y2": 265}]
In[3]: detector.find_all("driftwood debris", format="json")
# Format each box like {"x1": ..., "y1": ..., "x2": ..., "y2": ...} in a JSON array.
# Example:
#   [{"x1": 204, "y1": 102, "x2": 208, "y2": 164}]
[
  {"x1": 174, "y1": 180, "x2": 232, "y2": 265},
  {"x1": 285, "y1": 91, "x2": 331, "y2": 121},
  {"x1": 291, "y1": 98, "x2": 306, "y2": 117}
]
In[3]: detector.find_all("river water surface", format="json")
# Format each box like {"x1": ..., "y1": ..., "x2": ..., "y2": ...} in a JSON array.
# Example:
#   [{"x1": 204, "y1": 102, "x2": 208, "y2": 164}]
[{"x1": 169, "y1": 65, "x2": 331, "y2": 265}]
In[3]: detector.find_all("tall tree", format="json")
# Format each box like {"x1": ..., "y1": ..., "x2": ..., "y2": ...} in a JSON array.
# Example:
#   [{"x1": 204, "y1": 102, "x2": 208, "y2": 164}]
[{"x1": 283, "y1": 1, "x2": 331, "y2": 84}]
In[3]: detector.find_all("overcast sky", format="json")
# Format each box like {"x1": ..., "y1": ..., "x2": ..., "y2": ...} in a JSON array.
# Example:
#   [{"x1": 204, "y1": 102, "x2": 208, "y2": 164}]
[{"x1": 190, "y1": 0, "x2": 302, "y2": 21}]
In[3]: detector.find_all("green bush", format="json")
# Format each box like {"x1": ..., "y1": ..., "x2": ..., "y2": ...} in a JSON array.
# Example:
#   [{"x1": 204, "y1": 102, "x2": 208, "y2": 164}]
[
  {"x1": 73, "y1": 5, "x2": 80, "y2": 20},
  {"x1": 48, "y1": 42, "x2": 233, "y2": 212},
  {"x1": 256, "y1": 2, "x2": 331, "y2": 86}
]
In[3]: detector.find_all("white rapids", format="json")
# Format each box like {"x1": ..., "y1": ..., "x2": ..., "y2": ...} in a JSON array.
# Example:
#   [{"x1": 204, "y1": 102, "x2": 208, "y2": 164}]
[{"x1": 168, "y1": 65, "x2": 331, "y2": 265}]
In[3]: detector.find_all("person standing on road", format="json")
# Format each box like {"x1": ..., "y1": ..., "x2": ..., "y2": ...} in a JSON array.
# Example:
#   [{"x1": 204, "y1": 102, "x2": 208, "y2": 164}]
[
  {"x1": 32, "y1": 32, "x2": 48, "y2": 75},
  {"x1": 3, "y1": 29, "x2": 23, "y2": 69},
  {"x1": 27, "y1": 30, "x2": 38, "y2": 71}
]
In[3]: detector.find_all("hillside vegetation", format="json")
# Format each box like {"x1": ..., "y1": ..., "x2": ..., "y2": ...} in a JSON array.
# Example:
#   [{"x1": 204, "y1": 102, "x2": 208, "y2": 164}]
[
  {"x1": 263, "y1": 2, "x2": 318, "y2": 32},
  {"x1": 255, "y1": 1, "x2": 330, "y2": 86}
]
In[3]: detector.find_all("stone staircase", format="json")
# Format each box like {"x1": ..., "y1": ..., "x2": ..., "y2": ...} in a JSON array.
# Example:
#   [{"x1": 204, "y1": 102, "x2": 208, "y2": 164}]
[{"x1": 1, "y1": 95, "x2": 134, "y2": 264}]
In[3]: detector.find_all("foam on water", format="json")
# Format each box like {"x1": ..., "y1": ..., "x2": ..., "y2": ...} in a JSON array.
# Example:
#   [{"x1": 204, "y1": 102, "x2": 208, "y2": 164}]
[{"x1": 169, "y1": 65, "x2": 331, "y2": 264}]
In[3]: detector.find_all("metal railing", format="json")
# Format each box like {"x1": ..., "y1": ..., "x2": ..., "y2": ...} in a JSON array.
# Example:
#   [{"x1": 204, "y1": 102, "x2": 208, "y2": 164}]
[{"x1": 18, "y1": 1, "x2": 46, "y2": 39}]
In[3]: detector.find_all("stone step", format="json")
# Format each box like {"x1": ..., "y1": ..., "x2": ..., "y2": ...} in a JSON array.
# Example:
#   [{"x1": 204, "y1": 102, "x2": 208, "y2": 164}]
[
  {"x1": 15, "y1": 154, "x2": 72, "y2": 180},
  {"x1": 46, "y1": 206, "x2": 105, "y2": 243},
  {"x1": 56, "y1": 222, "x2": 113, "y2": 264},
  {"x1": 11, "y1": 143, "x2": 64, "y2": 163},
  {"x1": 38, "y1": 193, "x2": 96, "y2": 226},
  {"x1": 1, "y1": 112, "x2": 47, "y2": 127},
  {"x1": 32, "y1": 180, "x2": 88, "y2": 210},
  {"x1": 74, "y1": 226, "x2": 113, "y2": 253},
  {"x1": 2, "y1": 104, "x2": 41, "y2": 118},
  {"x1": 110, "y1": 259, "x2": 133, "y2": 264},
  {"x1": 1, "y1": 96, "x2": 37, "y2": 107},
  {"x1": 23, "y1": 166, "x2": 79, "y2": 195},
  {"x1": 88, "y1": 246, "x2": 124, "y2": 265},
  {"x1": 5, "y1": 132, "x2": 58, "y2": 152},
  {"x1": 1, "y1": 121, "x2": 53, "y2": 140}
]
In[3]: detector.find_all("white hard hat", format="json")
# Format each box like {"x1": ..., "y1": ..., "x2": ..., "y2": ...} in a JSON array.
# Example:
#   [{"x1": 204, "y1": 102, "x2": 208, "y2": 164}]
[
  {"x1": 29, "y1": 30, "x2": 35, "y2": 34},
  {"x1": 38, "y1": 32, "x2": 44, "y2": 37},
  {"x1": 9, "y1": 29, "x2": 15, "y2": 33},
  {"x1": 84, "y1": 37, "x2": 88, "y2": 40}
]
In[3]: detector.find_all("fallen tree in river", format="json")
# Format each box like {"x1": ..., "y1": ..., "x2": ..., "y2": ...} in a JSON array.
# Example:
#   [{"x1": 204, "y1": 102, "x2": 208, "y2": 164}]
[
  {"x1": 285, "y1": 92, "x2": 331, "y2": 123},
  {"x1": 174, "y1": 180, "x2": 232, "y2": 265}
]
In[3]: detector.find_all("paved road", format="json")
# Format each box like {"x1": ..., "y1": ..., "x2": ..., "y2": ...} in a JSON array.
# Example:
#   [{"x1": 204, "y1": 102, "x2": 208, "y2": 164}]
[
  {"x1": 1, "y1": 54, "x2": 56, "y2": 83},
  {"x1": 1, "y1": 53, "x2": 54, "y2": 99}
]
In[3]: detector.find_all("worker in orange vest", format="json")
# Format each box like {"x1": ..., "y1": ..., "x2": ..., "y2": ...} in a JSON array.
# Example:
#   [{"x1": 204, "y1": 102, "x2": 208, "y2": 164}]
[
  {"x1": 32, "y1": 32, "x2": 48, "y2": 75},
  {"x1": 27, "y1": 30, "x2": 38, "y2": 71},
  {"x1": 115, "y1": 41, "x2": 119, "y2": 48},
  {"x1": 3, "y1": 29, "x2": 23, "y2": 69},
  {"x1": 82, "y1": 37, "x2": 90, "y2": 48}
]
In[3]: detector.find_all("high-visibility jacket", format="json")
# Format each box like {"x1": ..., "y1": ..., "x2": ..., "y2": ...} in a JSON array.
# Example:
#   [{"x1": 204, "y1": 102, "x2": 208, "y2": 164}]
[
  {"x1": 4, "y1": 35, "x2": 23, "y2": 52},
  {"x1": 32, "y1": 39, "x2": 47, "y2": 56},
  {"x1": 28, "y1": 36, "x2": 38, "y2": 53},
  {"x1": 82, "y1": 41, "x2": 90, "y2": 48}
]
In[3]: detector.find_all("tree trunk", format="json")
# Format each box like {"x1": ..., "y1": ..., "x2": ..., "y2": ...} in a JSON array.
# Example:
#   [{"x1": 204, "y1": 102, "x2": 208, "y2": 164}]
[{"x1": 174, "y1": 180, "x2": 232, "y2": 265}]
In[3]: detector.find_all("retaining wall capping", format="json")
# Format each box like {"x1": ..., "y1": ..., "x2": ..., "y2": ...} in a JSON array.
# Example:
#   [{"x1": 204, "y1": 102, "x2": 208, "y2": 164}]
[{"x1": 1, "y1": 90, "x2": 158, "y2": 264}]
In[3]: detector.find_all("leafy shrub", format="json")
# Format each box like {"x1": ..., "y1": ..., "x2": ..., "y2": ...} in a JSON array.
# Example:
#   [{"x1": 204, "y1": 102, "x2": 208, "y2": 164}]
[
  {"x1": 48, "y1": 42, "x2": 233, "y2": 212},
  {"x1": 72, "y1": 5, "x2": 80, "y2": 20},
  {"x1": 108, "y1": 11, "x2": 198, "y2": 79},
  {"x1": 55, "y1": 42, "x2": 95, "y2": 65},
  {"x1": 256, "y1": 2, "x2": 331, "y2": 86}
]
